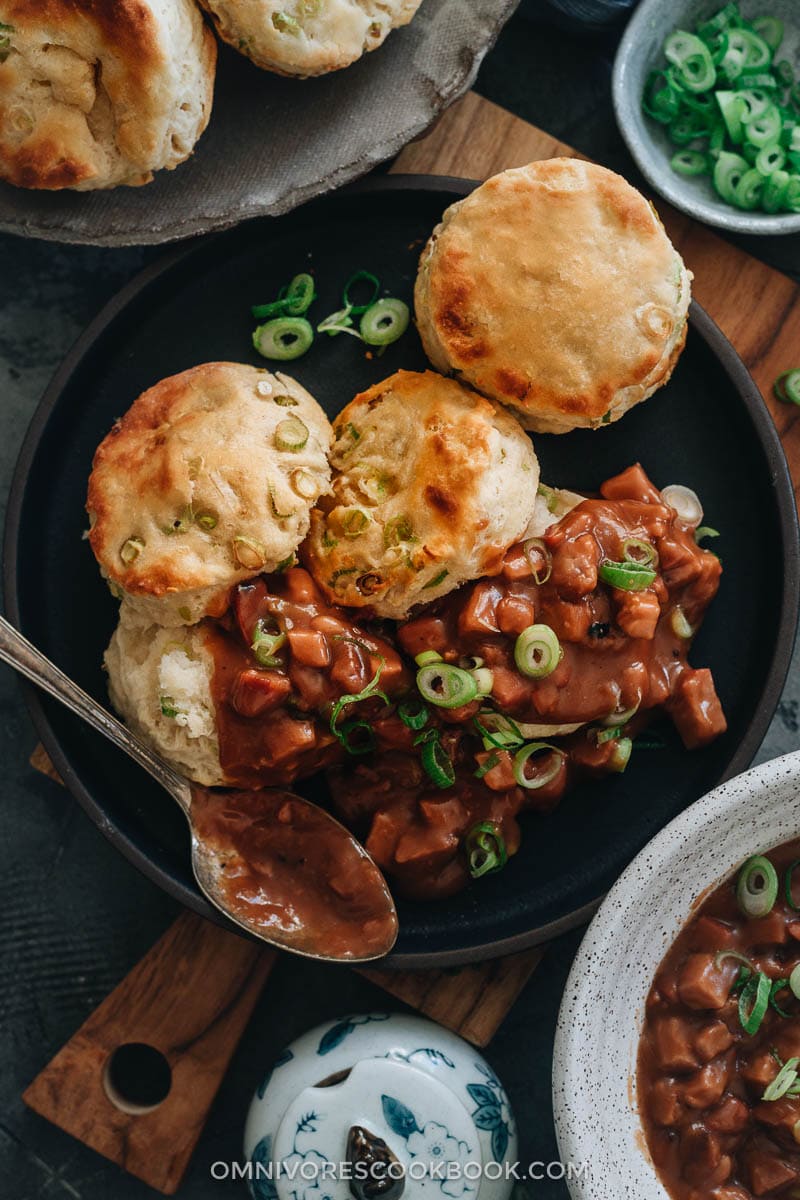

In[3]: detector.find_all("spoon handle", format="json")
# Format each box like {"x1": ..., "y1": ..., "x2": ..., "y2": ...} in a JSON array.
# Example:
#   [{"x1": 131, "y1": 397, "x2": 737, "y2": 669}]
[{"x1": 0, "y1": 614, "x2": 189, "y2": 808}]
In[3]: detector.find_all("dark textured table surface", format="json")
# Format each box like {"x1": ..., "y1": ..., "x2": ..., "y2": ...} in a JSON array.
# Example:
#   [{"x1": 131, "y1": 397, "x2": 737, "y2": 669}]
[{"x1": 3, "y1": 7, "x2": 800, "y2": 1199}]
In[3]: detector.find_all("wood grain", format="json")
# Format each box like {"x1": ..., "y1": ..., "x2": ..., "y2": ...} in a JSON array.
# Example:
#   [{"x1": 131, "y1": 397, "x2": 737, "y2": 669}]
[
  {"x1": 23, "y1": 912, "x2": 276, "y2": 1195},
  {"x1": 358, "y1": 946, "x2": 545, "y2": 1046},
  {"x1": 395, "y1": 93, "x2": 800, "y2": 507}
]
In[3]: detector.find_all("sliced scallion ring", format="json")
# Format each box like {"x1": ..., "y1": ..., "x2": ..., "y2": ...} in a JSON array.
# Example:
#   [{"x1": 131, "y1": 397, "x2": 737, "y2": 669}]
[
  {"x1": 785, "y1": 859, "x2": 800, "y2": 911},
  {"x1": 598, "y1": 560, "x2": 657, "y2": 592},
  {"x1": 775, "y1": 369, "x2": 800, "y2": 406},
  {"x1": 421, "y1": 732, "x2": 455, "y2": 789},
  {"x1": 713, "y1": 151, "x2": 749, "y2": 203},
  {"x1": 770, "y1": 978, "x2": 793, "y2": 1019},
  {"x1": 120, "y1": 536, "x2": 144, "y2": 565},
  {"x1": 253, "y1": 317, "x2": 314, "y2": 361},
  {"x1": 417, "y1": 663, "x2": 478, "y2": 709},
  {"x1": 671, "y1": 149, "x2": 709, "y2": 176},
  {"x1": 470, "y1": 667, "x2": 494, "y2": 696},
  {"x1": 736, "y1": 853, "x2": 779, "y2": 918},
  {"x1": 670, "y1": 606, "x2": 695, "y2": 639},
  {"x1": 514, "y1": 624, "x2": 561, "y2": 679},
  {"x1": 695, "y1": 526, "x2": 720, "y2": 543},
  {"x1": 415, "y1": 650, "x2": 443, "y2": 668},
  {"x1": 360, "y1": 299, "x2": 410, "y2": 347},
  {"x1": 763, "y1": 1057, "x2": 800, "y2": 1102},
  {"x1": 739, "y1": 970, "x2": 771, "y2": 1034},
  {"x1": 512, "y1": 742, "x2": 565, "y2": 790},
  {"x1": 661, "y1": 483, "x2": 703, "y2": 525},
  {"x1": 397, "y1": 699, "x2": 429, "y2": 731},
  {"x1": 523, "y1": 537, "x2": 552, "y2": 584},
  {"x1": 282, "y1": 273, "x2": 316, "y2": 315},
  {"x1": 790, "y1": 961, "x2": 800, "y2": 1001},
  {"x1": 465, "y1": 821, "x2": 508, "y2": 879},
  {"x1": 342, "y1": 270, "x2": 380, "y2": 315},
  {"x1": 274, "y1": 416, "x2": 309, "y2": 452},
  {"x1": 252, "y1": 619, "x2": 287, "y2": 667},
  {"x1": 317, "y1": 304, "x2": 361, "y2": 338},
  {"x1": 337, "y1": 718, "x2": 376, "y2": 757},
  {"x1": 329, "y1": 657, "x2": 389, "y2": 749},
  {"x1": 341, "y1": 508, "x2": 369, "y2": 538},
  {"x1": 714, "y1": 948, "x2": 753, "y2": 971},
  {"x1": 609, "y1": 737, "x2": 633, "y2": 773},
  {"x1": 622, "y1": 537, "x2": 658, "y2": 567}
]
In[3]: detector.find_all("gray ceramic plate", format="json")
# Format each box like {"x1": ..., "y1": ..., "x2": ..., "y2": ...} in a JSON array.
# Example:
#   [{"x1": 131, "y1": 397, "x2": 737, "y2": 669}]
[
  {"x1": 613, "y1": 0, "x2": 800, "y2": 234},
  {"x1": 0, "y1": 0, "x2": 518, "y2": 247}
]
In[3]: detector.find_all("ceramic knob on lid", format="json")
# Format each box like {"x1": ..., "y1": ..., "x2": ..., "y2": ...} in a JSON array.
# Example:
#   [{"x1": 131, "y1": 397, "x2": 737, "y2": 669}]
[{"x1": 244, "y1": 1014, "x2": 517, "y2": 1200}]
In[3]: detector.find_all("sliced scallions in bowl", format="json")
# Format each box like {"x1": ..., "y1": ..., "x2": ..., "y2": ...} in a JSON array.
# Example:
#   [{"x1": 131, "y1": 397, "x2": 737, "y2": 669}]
[{"x1": 642, "y1": 3, "x2": 800, "y2": 215}]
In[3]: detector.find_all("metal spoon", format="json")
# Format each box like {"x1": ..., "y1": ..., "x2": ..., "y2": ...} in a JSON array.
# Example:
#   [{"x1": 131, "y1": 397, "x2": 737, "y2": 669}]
[{"x1": 0, "y1": 614, "x2": 398, "y2": 962}]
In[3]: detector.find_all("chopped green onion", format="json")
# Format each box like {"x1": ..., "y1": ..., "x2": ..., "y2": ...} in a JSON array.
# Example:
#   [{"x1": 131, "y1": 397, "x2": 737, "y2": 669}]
[
  {"x1": 695, "y1": 526, "x2": 720, "y2": 543},
  {"x1": 609, "y1": 737, "x2": 633, "y2": 773},
  {"x1": 512, "y1": 742, "x2": 565, "y2": 790},
  {"x1": 465, "y1": 822, "x2": 508, "y2": 878},
  {"x1": 714, "y1": 948, "x2": 753, "y2": 971},
  {"x1": 665, "y1": 30, "x2": 717, "y2": 93},
  {"x1": 751, "y1": 15, "x2": 784, "y2": 54},
  {"x1": 253, "y1": 317, "x2": 313, "y2": 361},
  {"x1": 421, "y1": 732, "x2": 455, "y2": 789},
  {"x1": 360, "y1": 299, "x2": 410, "y2": 347},
  {"x1": 739, "y1": 970, "x2": 772, "y2": 1034},
  {"x1": 475, "y1": 752, "x2": 500, "y2": 780},
  {"x1": 337, "y1": 718, "x2": 375, "y2": 756},
  {"x1": 470, "y1": 667, "x2": 494, "y2": 696},
  {"x1": 670, "y1": 606, "x2": 694, "y2": 639},
  {"x1": 252, "y1": 619, "x2": 287, "y2": 667},
  {"x1": 514, "y1": 624, "x2": 561, "y2": 679},
  {"x1": 317, "y1": 304, "x2": 361, "y2": 338},
  {"x1": 329, "y1": 657, "x2": 389, "y2": 750},
  {"x1": 770, "y1": 978, "x2": 793, "y2": 1018},
  {"x1": 232, "y1": 535, "x2": 267, "y2": 570},
  {"x1": 790, "y1": 962, "x2": 800, "y2": 1000},
  {"x1": 283, "y1": 273, "x2": 316, "y2": 315},
  {"x1": 417, "y1": 663, "x2": 478, "y2": 709},
  {"x1": 756, "y1": 142, "x2": 786, "y2": 175},
  {"x1": 341, "y1": 508, "x2": 369, "y2": 538},
  {"x1": 622, "y1": 537, "x2": 658, "y2": 567},
  {"x1": 343, "y1": 270, "x2": 380, "y2": 315},
  {"x1": 120, "y1": 536, "x2": 144, "y2": 564},
  {"x1": 160, "y1": 696, "x2": 179, "y2": 718},
  {"x1": 736, "y1": 853, "x2": 779, "y2": 918},
  {"x1": 763, "y1": 1057, "x2": 800, "y2": 1101},
  {"x1": 714, "y1": 151, "x2": 750, "y2": 202},
  {"x1": 671, "y1": 149, "x2": 709, "y2": 176},
  {"x1": 785, "y1": 859, "x2": 800, "y2": 911},
  {"x1": 383, "y1": 514, "x2": 415, "y2": 548},
  {"x1": 415, "y1": 650, "x2": 442, "y2": 668},
  {"x1": 596, "y1": 725, "x2": 622, "y2": 745},
  {"x1": 523, "y1": 537, "x2": 552, "y2": 584},
  {"x1": 423, "y1": 568, "x2": 449, "y2": 590},
  {"x1": 398, "y1": 699, "x2": 429, "y2": 730},
  {"x1": 274, "y1": 415, "x2": 309, "y2": 452},
  {"x1": 763, "y1": 167, "x2": 791, "y2": 212},
  {"x1": 774, "y1": 369, "x2": 800, "y2": 406},
  {"x1": 599, "y1": 560, "x2": 657, "y2": 592}
]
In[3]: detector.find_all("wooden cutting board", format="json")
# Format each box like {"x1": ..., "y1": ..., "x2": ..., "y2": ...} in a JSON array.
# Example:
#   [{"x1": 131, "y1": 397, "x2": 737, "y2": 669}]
[{"x1": 24, "y1": 90, "x2": 800, "y2": 1194}]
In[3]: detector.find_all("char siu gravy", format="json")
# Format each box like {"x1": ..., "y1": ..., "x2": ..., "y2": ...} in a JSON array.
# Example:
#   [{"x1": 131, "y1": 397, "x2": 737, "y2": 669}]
[{"x1": 639, "y1": 839, "x2": 800, "y2": 1199}]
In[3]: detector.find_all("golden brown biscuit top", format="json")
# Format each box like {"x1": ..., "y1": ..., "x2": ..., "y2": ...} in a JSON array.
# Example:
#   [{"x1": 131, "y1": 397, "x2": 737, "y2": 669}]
[
  {"x1": 417, "y1": 158, "x2": 688, "y2": 425},
  {"x1": 0, "y1": 0, "x2": 212, "y2": 189},
  {"x1": 87, "y1": 362, "x2": 332, "y2": 606},
  {"x1": 303, "y1": 369, "x2": 539, "y2": 618}
]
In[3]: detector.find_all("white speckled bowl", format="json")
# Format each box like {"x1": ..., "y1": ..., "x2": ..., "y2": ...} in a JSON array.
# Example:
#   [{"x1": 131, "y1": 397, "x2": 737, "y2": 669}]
[
  {"x1": 613, "y1": 0, "x2": 800, "y2": 234},
  {"x1": 552, "y1": 749, "x2": 800, "y2": 1198}
]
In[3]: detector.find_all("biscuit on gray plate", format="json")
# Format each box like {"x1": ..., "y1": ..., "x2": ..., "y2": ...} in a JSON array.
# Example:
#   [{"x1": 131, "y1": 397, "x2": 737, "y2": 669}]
[
  {"x1": 415, "y1": 158, "x2": 692, "y2": 434},
  {"x1": 87, "y1": 362, "x2": 332, "y2": 627},
  {"x1": 197, "y1": 0, "x2": 423, "y2": 77},
  {"x1": 0, "y1": 0, "x2": 216, "y2": 190},
  {"x1": 303, "y1": 369, "x2": 540, "y2": 620}
]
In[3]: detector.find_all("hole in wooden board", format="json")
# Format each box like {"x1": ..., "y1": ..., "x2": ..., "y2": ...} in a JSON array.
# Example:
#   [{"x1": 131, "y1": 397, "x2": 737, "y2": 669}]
[{"x1": 103, "y1": 1042, "x2": 172, "y2": 1115}]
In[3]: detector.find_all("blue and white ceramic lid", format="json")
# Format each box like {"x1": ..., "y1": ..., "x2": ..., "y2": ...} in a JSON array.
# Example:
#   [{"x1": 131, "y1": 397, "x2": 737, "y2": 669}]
[{"x1": 244, "y1": 1013, "x2": 517, "y2": 1200}]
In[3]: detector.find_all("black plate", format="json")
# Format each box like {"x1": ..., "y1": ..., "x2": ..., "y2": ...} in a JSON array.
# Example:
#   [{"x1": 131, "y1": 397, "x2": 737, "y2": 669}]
[{"x1": 5, "y1": 177, "x2": 799, "y2": 967}]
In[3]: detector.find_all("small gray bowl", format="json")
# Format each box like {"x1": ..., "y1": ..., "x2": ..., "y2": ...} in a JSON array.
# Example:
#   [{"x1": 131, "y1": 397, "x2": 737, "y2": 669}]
[{"x1": 612, "y1": 0, "x2": 800, "y2": 234}]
